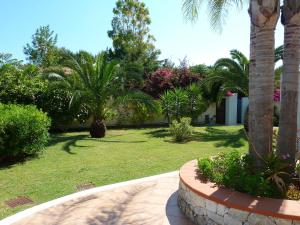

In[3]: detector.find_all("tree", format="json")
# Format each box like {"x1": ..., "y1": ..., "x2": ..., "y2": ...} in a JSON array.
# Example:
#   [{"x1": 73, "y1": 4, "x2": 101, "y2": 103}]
[
  {"x1": 0, "y1": 53, "x2": 22, "y2": 68},
  {"x1": 52, "y1": 50, "x2": 158, "y2": 138},
  {"x1": 202, "y1": 50, "x2": 249, "y2": 105},
  {"x1": 108, "y1": 0, "x2": 161, "y2": 87},
  {"x1": 277, "y1": 1, "x2": 300, "y2": 164},
  {"x1": 24, "y1": 25, "x2": 60, "y2": 68},
  {"x1": 248, "y1": 0, "x2": 280, "y2": 164},
  {"x1": 182, "y1": 0, "x2": 280, "y2": 166}
]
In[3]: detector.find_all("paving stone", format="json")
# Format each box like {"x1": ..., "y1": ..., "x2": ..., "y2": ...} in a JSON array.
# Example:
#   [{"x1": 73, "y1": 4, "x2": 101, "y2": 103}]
[{"x1": 11, "y1": 174, "x2": 194, "y2": 225}]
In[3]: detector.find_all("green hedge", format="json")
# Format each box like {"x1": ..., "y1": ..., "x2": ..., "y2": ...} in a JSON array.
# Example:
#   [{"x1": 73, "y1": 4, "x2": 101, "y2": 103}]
[{"x1": 0, "y1": 104, "x2": 51, "y2": 161}]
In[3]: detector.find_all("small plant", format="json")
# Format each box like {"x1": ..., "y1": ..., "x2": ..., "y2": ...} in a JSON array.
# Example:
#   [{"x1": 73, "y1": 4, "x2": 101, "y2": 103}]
[
  {"x1": 170, "y1": 117, "x2": 193, "y2": 142},
  {"x1": 198, "y1": 151, "x2": 283, "y2": 198},
  {"x1": 0, "y1": 103, "x2": 51, "y2": 162}
]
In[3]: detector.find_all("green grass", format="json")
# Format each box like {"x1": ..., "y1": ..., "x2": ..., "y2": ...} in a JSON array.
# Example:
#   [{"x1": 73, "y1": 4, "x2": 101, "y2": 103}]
[{"x1": 0, "y1": 125, "x2": 247, "y2": 219}]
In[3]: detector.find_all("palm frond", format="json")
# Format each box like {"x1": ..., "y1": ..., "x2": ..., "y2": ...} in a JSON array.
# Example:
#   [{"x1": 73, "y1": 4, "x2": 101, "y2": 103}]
[{"x1": 182, "y1": 0, "x2": 204, "y2": 23}]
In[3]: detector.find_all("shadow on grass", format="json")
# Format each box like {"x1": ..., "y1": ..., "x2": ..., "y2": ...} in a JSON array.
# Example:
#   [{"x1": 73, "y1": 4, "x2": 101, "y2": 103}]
[
  {"x1": 146, "y1": 127, "x2": 246, "y2": 148},
  {"x1": 49, "y1": 133, "x2": 146, "y2": 154},
  {"x1": 145, "y1": 129, "x2": 170, "y2": 138},
  {"x1": 195, "y1": 127, "x2": 246, "y2": 148}
]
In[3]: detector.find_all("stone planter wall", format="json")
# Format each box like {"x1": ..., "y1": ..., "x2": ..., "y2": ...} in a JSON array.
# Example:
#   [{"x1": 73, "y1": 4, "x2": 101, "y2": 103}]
[{"x1": 178, "y1": 161, "x2": 300, "y2": 225}]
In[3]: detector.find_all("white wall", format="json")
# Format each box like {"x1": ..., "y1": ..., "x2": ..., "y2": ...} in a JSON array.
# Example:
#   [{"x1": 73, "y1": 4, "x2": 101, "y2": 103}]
[{"x1": 225, "y1": 94, "x2": 238, "y2": 125}]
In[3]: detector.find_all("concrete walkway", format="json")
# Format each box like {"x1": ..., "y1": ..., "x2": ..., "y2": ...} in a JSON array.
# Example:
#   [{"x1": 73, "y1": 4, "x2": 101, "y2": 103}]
[{"x1": 2, "y1": 172, "x2": 194, "y2": 225}]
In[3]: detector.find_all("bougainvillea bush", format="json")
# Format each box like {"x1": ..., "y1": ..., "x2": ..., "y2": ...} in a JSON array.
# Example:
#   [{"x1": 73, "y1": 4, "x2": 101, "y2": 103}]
[{"x1": 144, "y1": 67, "x2": 202, "y2": 98}]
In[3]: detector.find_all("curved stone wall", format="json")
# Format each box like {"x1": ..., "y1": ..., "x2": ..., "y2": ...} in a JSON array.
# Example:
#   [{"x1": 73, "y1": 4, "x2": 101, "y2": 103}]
[{"x1": 178, "y1": 160, "x2": 300, "y2": 225}]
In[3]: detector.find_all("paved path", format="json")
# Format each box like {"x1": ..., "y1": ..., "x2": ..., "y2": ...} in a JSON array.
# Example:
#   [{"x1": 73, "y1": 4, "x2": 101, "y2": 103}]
[{"x1": 5, "y1": 172, "x2": 194, "y2": 225}]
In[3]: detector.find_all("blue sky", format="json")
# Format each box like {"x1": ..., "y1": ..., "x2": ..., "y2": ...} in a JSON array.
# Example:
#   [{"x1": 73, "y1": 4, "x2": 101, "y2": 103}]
[{"x1": 0, "y1": 0, "x2": 284, "y2": 65}]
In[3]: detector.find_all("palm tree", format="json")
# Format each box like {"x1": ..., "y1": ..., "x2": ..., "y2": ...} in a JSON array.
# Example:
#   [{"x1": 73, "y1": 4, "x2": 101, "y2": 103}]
[
  {"x1": 51, "y1": 50, "x2": 158, "y2": 138},
  {"x1": 182, "y1": 0, "x2": 280, "y2": 166},
  {"x1": 245, "y1": 1, "x2": 280, "y2": 164},
  {"x1": 202, "y1": 50, "x2": 249, "y2": 104},
  {"x1": 277, "y1": 1, "x2": 300, "y2": 164}
]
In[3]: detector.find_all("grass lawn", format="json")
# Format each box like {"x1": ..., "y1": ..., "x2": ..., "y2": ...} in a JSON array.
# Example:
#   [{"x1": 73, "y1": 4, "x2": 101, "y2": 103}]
[{"x1": 0, "y1": 125, "x2": 247, "y2": 219}]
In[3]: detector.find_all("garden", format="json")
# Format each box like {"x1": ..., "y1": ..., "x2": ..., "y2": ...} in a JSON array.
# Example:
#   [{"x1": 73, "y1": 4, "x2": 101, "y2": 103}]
[{"x1": 1, "y1": 0, "x2": 300, "y2": 224}]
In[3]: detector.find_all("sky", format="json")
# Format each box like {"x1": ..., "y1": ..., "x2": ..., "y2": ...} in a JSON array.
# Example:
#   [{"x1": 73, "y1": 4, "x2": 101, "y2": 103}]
[{"x1": 0, "y1": 0, "x2": 284, "y2": 66}]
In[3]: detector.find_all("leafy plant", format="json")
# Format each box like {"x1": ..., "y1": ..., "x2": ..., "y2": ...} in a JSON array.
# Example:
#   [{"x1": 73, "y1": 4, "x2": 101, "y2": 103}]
[
  {"x1": 170, "y1": 117, "x2": 193, "y2": 142},
  {"x1": 198, "y1": 151, "x2": 283, "y2": 198},
  {"x1": 49, "y1": 50, "x2": 158, "y2": 138},
  {"x1": 161, "y1": 86, "x2": 208, "y2": 123},
  {"x1": 0, "y1": 104, "x2": 50, "y2": 162},
  {"x1": 161, "y1": 88, "x2": 189, "y2": 122}
]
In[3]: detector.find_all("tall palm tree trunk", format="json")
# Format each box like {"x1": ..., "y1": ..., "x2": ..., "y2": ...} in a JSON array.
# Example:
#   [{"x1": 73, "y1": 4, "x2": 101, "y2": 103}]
[
  {"x1": 278, "y1": 0, "x2": 300, "y2": 164},
  {"x1": 248, "y1": 0, "x2": 280, "y2": 166},
  {"x1": 248, "y1": 24, "x2": 257, "y2": 157}
]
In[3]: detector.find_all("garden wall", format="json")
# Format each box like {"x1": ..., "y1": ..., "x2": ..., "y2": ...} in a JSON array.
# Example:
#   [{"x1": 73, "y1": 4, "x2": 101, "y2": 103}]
[
  {"x1": 59, "y1": 103, "x2": 217, "y2": 130},
  {"x1": 178, "y1": 160, "x2": 300, "y2": 225}
]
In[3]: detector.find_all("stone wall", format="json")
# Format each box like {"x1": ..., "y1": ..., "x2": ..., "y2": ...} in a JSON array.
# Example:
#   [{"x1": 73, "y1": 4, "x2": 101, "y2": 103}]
[{"x1": 178, "y1": 181, "x2": 299, "y2": 225}]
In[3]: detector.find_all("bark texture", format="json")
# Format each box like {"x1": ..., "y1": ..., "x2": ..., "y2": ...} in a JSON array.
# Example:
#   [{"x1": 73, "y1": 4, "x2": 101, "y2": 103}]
[
  {"x1": 248, "y1": 0, "x2": 280, "y2": 164},
  {"x1": 90, "y1": 118, "x2": 106, "y2": 138},
  {"x1": 278, "y1": 0, "x2": 300, "y2": 164}
]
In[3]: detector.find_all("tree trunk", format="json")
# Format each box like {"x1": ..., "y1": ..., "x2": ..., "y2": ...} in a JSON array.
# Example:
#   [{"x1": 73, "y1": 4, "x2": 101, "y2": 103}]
[
  {"x1": 278, "y1": 0, "x2": 300, "y2": 165},
  {"x1": 90, "y1": 117, "x2": 106, "y2": 138},
  {"x1": 248, "y1": 0, "x2": 280, "y2": 166}
]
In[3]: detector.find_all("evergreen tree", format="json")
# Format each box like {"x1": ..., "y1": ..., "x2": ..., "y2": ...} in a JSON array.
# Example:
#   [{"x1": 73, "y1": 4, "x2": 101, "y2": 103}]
[
  {"x1": 24, "y1": 25, "x2": 60, "y2": 68},
  {"x1": 108, "y1": 0, "x2": 161, "y2": 87}
]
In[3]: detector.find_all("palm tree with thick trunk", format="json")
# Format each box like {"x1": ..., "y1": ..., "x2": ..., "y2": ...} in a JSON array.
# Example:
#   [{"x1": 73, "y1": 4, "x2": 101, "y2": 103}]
[
  {"x1": 248, "y1": 0, "x2": 280, "y2": 164},
  {"x1": 182, "y1": 0, "x2": 280, "y2": 166},
  {"x1": 50, "y1": 50, "x2": 159, "y2": 138},
  {"x1": 278, "y1": 1, "x2": 300, "y2": 164}
]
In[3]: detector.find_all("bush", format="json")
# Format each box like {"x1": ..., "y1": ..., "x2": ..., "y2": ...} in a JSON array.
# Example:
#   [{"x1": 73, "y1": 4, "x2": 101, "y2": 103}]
[
  {"x1": 144, "y1": 67, "x2": 201, "y2": 98},
  {"x1": 0, "y1": 104, "x2": 51, "y2": 162},
  {"x1": 170, "y1": 117, "x2": 193, "y2": 142},
  {"x1": 198, "y1": 151, "x2": 282, "y2": 198},
  {"x1": 161, "y1": 86, "x2": 208, "y2": 123},
  {"x1": 0, "y1": 66, "x2": 47, "y2": 105},
  {"x1": 37, "y1": 81, "x2": 90, "y2": 129},
  {"x1": 161, "y1": 88, "x2": 189, "y2": 122},
  {"x1": 0, "y1": 66, "x2": 89, "y2": 129}
]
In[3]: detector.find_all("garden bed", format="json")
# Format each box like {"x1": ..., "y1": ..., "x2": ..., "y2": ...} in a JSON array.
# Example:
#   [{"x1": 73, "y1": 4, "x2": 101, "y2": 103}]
[{"x1": 178, "y1": 160, "x2": 300, "y2": 225}]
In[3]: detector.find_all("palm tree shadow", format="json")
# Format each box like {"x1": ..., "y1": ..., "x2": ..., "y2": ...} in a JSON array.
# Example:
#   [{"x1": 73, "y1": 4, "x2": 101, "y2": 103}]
[
  {"x1": 193, "y1": 127, "x2": 246, "y2": 148},
  {"x1": 49, "y1": 134, "x2": 91, "y2": 154}
]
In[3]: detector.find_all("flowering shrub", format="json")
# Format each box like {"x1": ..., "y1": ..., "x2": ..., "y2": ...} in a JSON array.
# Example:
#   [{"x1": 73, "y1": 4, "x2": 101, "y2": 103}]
[
  {"x1": 274, "y1": 89, "x2": 280, "y2": 102},
  {"x1": 144, "y1": 67, "x2": 201, "y2": 98}
]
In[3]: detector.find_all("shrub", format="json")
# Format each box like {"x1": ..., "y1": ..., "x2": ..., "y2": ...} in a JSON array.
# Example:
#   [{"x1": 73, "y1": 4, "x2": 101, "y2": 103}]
[
  {"x1": 37, "y1": 81, "x2": 90, "y2": 129},
  {"x1": 161, "y1": 88, "x2": 189, "y2": 122},
  {"x1": 0, "y1": 66, "x2": 47, "y2": 105},
  {"x1": 161, "y1": 86, "x2": 208, "y2": 123},
  {"x1": 144, "y1": 67, "x2": 202, "y2": 98},
  {"x1": 0, "y1": 104, "x2": 51, "y2": 162},
  {"x1": 170, "y1": 117, "x2": 193, "y2": 142},
  {"x1": 198, "y1": 151, "x2": 281, "y2": 198},
  {"x1": 0, "y1": 66, "x2": 88, "y2": 129}
]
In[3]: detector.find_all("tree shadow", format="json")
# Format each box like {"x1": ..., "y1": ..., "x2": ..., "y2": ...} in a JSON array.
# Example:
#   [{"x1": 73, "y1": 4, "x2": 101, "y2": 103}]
[
  {"x1": 145, "y1": 129, "x2": 171, "y2": 138},
  {"x1": 193, "y1": 127, "x2": 246, "y2": 148},
  {"x1": 48, "y1": 134, "x2": 90, "y2": 154},
  {"x1": 146, "y1": 127, "x2": 246, "y2": 148}
]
